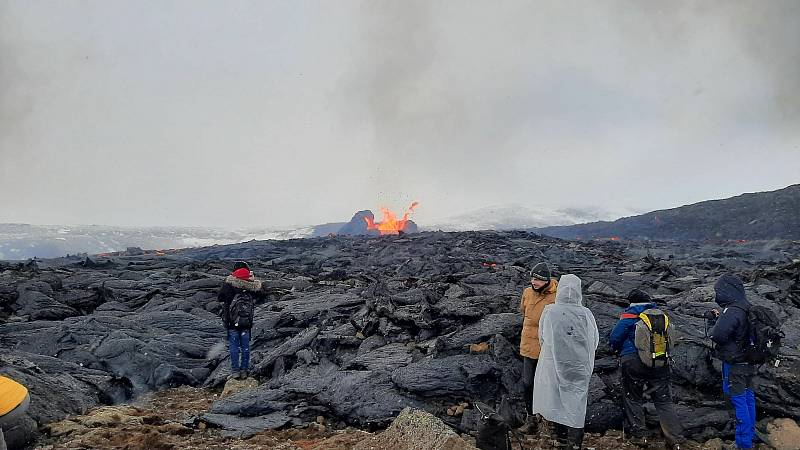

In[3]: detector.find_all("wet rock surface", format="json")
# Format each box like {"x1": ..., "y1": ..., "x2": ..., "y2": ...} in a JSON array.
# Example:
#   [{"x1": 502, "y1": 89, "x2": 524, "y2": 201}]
[{"x1": 2, "y1": 231, "x2": 799, "y2": 444}]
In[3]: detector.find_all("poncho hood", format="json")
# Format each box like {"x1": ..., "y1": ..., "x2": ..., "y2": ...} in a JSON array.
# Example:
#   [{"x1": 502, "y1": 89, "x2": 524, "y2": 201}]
[{"x1": 555, "y1": 274, "x2": 583, "y2": 306}]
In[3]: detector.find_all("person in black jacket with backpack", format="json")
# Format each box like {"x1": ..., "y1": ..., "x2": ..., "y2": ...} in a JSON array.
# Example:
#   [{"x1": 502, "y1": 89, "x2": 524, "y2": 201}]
[
  {"x1": 218, "y1": 261, "x2": 262, "y2": 380},
  {"x1": 609, "y1": 289, "x2": 684, "y2": 449},
  {"x1": 708, "y1": 274, "x2": 757, "y2": 449}
]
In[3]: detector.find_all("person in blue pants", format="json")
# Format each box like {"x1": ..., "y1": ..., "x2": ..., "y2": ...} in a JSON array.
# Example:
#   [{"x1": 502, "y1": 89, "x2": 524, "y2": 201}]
[
  {"x1": 721, "y1": 362, "x2": 757, "y2": 447},
  {"x1": 708, "y1": 274, "x2": 757, "y2": 449},
  {"x1": 217, "y1": 261, "x2": 263, "y2": 380}
]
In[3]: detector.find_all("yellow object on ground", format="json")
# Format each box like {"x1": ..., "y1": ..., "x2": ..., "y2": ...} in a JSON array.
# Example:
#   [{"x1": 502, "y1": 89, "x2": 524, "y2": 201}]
[{"x1": 0, "y1": 376, "x2": 28, "y2": 416}]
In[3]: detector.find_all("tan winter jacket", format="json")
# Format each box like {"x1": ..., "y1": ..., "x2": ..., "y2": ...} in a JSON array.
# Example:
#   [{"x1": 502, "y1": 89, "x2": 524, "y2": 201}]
[{"x1": 519, "y1": 279, "x2": 558, "y2": 358}]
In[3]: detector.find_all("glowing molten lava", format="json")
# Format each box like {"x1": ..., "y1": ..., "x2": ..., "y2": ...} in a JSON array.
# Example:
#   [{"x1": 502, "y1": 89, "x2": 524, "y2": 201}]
[{"x1": 365, "y1": 202, "x2": 419, "y2": 235}]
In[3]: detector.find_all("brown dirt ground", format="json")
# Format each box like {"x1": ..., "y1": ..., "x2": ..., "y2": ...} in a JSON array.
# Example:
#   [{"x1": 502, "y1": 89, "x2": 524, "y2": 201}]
[
  {"x1": 33, "y1": 386, "x2": 771, "y2": 450},
  {"x1": 34, "y1": 386, "x2": 371, "y2": 450}
]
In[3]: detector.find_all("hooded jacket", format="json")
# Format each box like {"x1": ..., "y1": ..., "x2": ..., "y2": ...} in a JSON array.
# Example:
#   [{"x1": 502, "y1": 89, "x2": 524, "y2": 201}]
[
  {"x1": 218, "y1": 274, "x2": 263, "y2": 330},
  {"x1": 709, "y1": 275, "x2": 751, "y2": 363},
  {"x1": 609, "y1": 302, "x2": 657, "y2": 357},
  {"x1": 519, "y1": 279, "x2": 559, "y2": 358},
  {"x1": 532, "y1": 274, "x2": 599, "y2": 428}
]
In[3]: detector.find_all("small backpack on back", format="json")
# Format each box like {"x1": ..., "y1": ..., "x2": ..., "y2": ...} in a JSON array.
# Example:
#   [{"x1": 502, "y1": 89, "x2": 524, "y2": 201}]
[
  {"x1": 228, "y1": 291, "x2": 255, "y2": 328},
  {"x1": 736, "y1": 305, "x2": 783, "y2": 365},
  {"x1": 634, "y1": 308, "x2": 672, "y2": 368}
]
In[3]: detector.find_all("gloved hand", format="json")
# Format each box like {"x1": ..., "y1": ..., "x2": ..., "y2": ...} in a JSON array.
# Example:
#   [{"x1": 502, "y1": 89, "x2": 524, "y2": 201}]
[{"x1": 703, "y1": 309, "x2": 719, "y2": 325}]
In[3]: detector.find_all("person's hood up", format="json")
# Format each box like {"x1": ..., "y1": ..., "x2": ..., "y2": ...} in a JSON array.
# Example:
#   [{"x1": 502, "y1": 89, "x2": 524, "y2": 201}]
[
  {"x1": 225, "y1": 275, "x2": 262, "y2": 292},
  {"x1": 714, "y1": 274, "x2": 749, "y2": 308},
  {"x1": 555, "y1": 274, "x2": 583, "y2": 306}
]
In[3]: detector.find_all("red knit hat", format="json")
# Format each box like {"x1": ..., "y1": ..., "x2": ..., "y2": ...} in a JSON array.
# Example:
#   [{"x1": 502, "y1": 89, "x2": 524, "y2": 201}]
[{"x1": 232, "y1": 268, "x2": 252, "y2": 280}]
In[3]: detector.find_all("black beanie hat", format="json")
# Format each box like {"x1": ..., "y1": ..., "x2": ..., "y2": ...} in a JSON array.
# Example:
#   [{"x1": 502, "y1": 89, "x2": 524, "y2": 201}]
[
  {"x1": 233, "y1": 261, "x2": 250, "y2": 270},
  {"x1": 530, "y1": 262, "x2": 551, "y2": 281},
  {"x1": 627, "y1": 288, "x2": 652, "y2": 305}
]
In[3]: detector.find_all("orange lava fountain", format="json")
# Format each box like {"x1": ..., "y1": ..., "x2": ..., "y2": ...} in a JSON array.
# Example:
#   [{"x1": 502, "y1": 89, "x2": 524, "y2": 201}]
[{"x1": 364, "y1": 202, "x2": 419, "y2": 235}]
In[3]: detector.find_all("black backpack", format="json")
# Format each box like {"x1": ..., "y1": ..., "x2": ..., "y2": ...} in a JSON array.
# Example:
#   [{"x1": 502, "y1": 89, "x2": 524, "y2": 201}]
[
  {"x1": 474, "y1": 402, "x2": 511, "y2": 450},
  {"x1": 735, "y1": 305, "x2": 784, "y2": 364},
  {"x1": 228, "y1": 291, "x2": 256, "y2": 329}
]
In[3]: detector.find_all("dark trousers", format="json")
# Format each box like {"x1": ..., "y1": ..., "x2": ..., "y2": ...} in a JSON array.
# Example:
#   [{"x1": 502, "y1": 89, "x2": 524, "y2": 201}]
[
  {"x1": 0, "y1": 393, "x2": 30, "y2": 450},
  {"x1": 621, "y1": 355, "x2": 684, "y2": 446},
  {"x1": 228, "y1": 328, "x2": 250, "y2": 371},
  {"x1": 522, "y1": 357, "x2": 538, "y2": 414},
  {"x1": 553, "y1": 422, "x2": 584, "y2": 449}
]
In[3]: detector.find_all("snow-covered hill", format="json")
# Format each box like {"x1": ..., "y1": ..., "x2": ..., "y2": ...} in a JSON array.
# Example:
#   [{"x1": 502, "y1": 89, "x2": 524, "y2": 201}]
[
  {"x1": 1, "y1": 205, "x2": 637, "y2": 260},
  {"x1": 0, "y1": 224, "x2": 314, "y2": 260},
  {"x1": 422, "y1": 204, "x2": 639, "y2": 232}
]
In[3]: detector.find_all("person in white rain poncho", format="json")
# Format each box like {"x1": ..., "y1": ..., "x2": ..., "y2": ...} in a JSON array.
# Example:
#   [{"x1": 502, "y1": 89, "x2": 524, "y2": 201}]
[{"x1": 532, "y1": 274, "x2": 599, "y2": 450}]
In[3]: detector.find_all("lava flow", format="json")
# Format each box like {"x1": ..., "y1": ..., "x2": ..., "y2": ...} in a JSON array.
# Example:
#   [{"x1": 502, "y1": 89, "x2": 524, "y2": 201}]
[{"x1": 365, "y1": 201, "x2": 419, "y2": 235}]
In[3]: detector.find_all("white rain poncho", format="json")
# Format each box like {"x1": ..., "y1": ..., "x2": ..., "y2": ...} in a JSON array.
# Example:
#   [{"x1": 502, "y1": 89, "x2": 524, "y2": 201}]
[{"x1": 532, "y1": 274, "x2": 599, "y2": 428}]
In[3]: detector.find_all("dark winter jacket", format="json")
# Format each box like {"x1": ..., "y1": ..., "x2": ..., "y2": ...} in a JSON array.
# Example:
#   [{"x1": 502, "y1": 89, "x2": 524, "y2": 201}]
[
  {"x1": 218, "y1": 275, "x2": 263, "y2": 330},
  {"x1": 610, "y1": 302, "x2": 657, "y2": 357},
  {"x1": 709, "y1": 275, "x2": 751, "y2": 364}
]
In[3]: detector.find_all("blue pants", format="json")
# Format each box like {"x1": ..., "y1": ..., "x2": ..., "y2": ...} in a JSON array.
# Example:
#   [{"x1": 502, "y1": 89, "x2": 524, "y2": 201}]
[
  {"x1": 228, "y1": 329, "x2": 250, "y2": 371},
  {"x1": 722, "y1": 362, "x2": 756, "y2": 449}
]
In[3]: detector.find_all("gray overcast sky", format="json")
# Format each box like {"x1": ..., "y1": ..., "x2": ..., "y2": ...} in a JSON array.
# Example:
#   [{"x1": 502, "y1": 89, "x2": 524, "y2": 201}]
[{"x1": 1, "y1": 1, "x2": 798, "y2": 228}]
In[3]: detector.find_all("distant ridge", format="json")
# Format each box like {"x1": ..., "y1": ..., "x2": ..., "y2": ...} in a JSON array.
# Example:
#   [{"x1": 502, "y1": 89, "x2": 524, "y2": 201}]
[{"x1": 536, "y1": 184, "x2": 800, "y2": 240}]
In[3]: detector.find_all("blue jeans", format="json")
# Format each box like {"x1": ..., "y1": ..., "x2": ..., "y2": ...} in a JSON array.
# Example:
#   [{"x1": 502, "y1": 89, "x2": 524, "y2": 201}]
[
  {"x1": 723, "y1": 362, "x2": 756, "y2": 449},
  {"x1": 228, "y1": 329, "x2": 250, "y2": 371}
]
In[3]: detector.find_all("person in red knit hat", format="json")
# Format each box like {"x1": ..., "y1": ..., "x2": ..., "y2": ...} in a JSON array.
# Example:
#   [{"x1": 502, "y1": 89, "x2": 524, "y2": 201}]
[{"x1": 217, "y1": 261, "x2": 263, "y2": 380}]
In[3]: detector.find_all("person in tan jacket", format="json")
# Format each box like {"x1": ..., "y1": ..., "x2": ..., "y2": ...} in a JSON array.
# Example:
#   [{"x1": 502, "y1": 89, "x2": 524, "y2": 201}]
[{"x1": 519, "y1": 262, "x2": 558, "y2": 430}]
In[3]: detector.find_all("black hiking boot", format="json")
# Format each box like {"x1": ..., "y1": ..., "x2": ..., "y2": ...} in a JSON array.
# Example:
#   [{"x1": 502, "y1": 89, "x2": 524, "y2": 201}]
[
  {"x1": 517, "y1": 414, "x2": 539, "y2": 435},
  {"x1": 628, "y1": 435, "x2": 649, "y2": 447}
]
